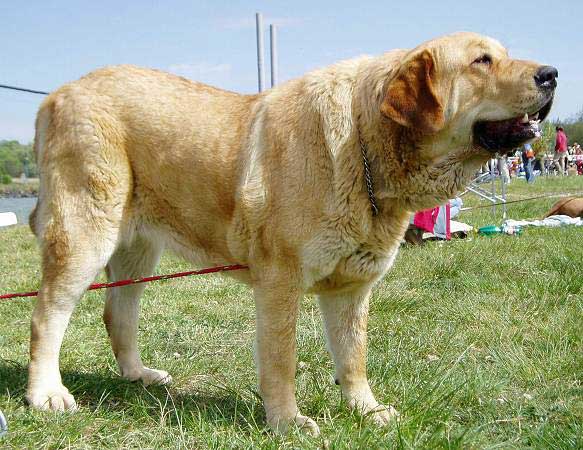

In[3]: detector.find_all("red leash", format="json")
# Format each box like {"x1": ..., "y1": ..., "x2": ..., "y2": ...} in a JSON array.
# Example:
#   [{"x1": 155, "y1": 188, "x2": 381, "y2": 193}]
[{"x1": 0, "y1": 264, "x2": 248, "y2": 300}]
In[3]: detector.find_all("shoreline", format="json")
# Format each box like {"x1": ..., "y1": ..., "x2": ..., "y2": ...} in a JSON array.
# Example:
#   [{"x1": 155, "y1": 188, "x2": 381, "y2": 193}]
[
  {"x1": 0, "y1": 181, "x2": 39, "y2": 199},
  {"x1": 0, "y1": 191, "x2": 38, "y2": 199}
]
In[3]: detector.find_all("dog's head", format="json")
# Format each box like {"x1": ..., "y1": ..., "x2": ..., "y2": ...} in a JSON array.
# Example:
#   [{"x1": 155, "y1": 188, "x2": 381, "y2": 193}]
[{"x1": 380, "y1": 32, "x2": 556, "y2": 156}]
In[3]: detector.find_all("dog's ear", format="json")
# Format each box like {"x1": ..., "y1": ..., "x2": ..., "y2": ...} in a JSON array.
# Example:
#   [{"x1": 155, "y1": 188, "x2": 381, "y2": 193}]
[{"x1": 381, "y1": 50, "x2": 444, "y2": 134}]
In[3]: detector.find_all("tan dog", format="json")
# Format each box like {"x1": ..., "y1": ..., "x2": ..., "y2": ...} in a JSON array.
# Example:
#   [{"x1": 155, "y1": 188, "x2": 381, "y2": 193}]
[
  {"x1": 545, "y1": 197, "x2": 583, "y2": 218},
  {"x1": 27, "y1": 32, "x2": 556, "y2": 435}
]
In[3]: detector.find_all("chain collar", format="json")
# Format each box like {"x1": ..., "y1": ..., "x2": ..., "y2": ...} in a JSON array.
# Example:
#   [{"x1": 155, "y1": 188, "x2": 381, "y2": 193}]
[{"x1": 358, "y1": 131, "x2": 379, "y2": 216}]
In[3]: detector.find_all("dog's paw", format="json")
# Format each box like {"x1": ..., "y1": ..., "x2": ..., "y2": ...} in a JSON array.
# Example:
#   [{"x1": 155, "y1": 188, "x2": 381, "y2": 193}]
[
  {"x1": 292, "y1": 414, "x2": 321, "y2": 436},
  {"x1": 364, "y1": 403, "x2": 399, "y2": 426},
  {"x1": 26, "y1": 384, "x2": 77, "y2": 411},
  {"x1": 122, "y1": 366, "x2": 172, "y2": 386},
  {"x1": 345, "y1": 388, "x2": 398, "y2": 426},
  {"x1": 268, "y1": 413, "x2": 321, "y2": 436},
  {"x1": 140, "y1": 367, "x2": 173, "y2": 386}
]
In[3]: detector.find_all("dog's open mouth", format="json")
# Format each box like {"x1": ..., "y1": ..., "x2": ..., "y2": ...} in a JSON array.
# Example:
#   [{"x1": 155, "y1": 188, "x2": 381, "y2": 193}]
[{"x1": 473, "y1": 96, "x2": 553, "y2": 154}]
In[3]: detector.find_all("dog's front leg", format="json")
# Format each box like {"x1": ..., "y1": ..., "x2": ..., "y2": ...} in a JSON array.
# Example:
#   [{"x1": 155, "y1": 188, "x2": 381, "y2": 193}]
[
  {"x1": 319, "y1": 285, "x2": 398, "y2": 426},
  {"x1": 254, "y1": 278, "x2": 320, "y2": 436}
]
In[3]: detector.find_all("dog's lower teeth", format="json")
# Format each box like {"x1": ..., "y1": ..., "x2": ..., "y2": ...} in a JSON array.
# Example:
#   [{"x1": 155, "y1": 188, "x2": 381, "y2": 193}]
[
  {"x1": 521, "y1": 113, "x2": 529, "y2": 123},
  {"x1": 532, "y1": 112, "x2": 539, "y2": 119}
]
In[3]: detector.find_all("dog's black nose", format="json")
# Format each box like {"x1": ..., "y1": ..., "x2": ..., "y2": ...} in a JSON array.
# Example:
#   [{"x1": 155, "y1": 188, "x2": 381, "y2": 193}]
[{"x1": 534, "y1": 65, "x2": 558, "y2": 89}]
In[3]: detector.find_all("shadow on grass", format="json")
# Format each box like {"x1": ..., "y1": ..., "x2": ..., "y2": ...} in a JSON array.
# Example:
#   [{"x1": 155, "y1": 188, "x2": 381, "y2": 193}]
[{"x1": 0, "y1": 360, "x2": 265, "y2": 433}]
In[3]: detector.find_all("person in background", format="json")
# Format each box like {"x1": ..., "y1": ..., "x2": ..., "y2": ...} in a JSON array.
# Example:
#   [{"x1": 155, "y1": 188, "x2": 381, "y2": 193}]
[
  {"x1": 555, "y1": 126, "x2": 568, "y2": 175},
  {"x1": 533, "y1": 151, "x2": 544, "y2": 176},
  {"x1": 510, "y1": 156, "x2": 520, "y2": 178},
  {"x1": 497, "y1": 155, "x2": 510, "y2": 184},
  {"x1": 522, "y1": 143, "x2": 535, "y2": 183},
  {"x1": 574, "y1": 143, "x2": 583, "y2": 176}
]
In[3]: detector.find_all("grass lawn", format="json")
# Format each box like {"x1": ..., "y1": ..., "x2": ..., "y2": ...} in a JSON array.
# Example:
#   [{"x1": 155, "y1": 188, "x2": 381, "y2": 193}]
[{"x1": 0, "y1": 175, "x2": 582, "y2": 448}]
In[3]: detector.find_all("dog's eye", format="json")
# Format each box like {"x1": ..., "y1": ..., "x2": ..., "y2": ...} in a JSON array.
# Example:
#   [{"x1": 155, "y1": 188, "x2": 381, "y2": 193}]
[{"x1": 473, "y1": 54, "x2": 492, "y2": 65}]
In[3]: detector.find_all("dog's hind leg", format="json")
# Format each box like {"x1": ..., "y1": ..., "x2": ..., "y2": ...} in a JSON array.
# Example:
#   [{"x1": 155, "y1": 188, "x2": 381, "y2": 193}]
[
  {"x1": 26, "y1": 200, "x2": 121, "y2": 411},
  {"x1": 103, "y1": 235, "x2": 170, "y2": 386},
  {"x1": 26, "y1": 96, "x2": 130, "y2": 411}
]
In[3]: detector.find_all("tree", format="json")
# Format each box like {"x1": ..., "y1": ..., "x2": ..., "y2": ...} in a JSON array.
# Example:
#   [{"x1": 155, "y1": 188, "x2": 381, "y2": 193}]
[
  {"x1": 562, "y1": 121, "x2": 583, "y2": 146},
  {"x1": 0, "y1": 161, "x2": 12, "y2": 184},
  {"x1": 531, "y1": 121, "x2": 555, "y2": 156},
  {"x1": 0, "y1": 140, "x2": 37, "y2": 178}
]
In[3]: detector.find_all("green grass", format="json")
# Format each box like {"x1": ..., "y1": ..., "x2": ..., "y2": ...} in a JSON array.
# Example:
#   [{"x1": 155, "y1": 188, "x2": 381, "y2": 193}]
[{"x1": 1, "y1": 176, "x2": 582, "y2": 448}]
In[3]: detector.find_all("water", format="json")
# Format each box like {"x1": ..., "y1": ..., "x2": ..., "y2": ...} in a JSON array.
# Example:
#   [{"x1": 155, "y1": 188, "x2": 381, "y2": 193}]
[{"x1": 0, "y1": 197, "x2": 37, "y2": 226}]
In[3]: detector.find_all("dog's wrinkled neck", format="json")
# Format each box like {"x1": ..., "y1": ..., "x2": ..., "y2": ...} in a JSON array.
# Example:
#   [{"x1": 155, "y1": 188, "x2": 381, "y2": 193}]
[{"x1": 363, "y1": 118, "x2": 482, "y2": 211}]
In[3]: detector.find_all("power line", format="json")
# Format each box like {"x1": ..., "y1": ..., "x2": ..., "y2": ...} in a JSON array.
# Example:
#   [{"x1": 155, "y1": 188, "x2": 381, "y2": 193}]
[
  {"x1": 460, "y1": 191, "x2": 583, "y2": 211},
  {"x1": 0, "y1": 84, "x2": 49, "y2": 96}
]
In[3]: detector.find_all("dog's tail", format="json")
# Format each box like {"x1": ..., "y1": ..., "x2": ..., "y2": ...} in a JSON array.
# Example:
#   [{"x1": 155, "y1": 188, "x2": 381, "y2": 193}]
[
  {"x1": 28, "y1": 98, "x2": 53, "y2": 237},
  {"x1": 28, "y1": 204, "x2": 38, "y2": 236}
]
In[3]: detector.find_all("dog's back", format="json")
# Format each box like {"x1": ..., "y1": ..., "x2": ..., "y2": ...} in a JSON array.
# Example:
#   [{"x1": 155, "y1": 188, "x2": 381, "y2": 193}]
[
  {"x1": 30, "y1": 65, "x2": 258, "y2": 256},
  {"x1": 544, "y1": 197, "x2": 583, "y2": 218}
]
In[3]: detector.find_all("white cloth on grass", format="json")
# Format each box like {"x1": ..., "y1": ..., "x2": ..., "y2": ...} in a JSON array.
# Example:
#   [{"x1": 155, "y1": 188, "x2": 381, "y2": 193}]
[{"x1": 503, "y1": 215, "x2": 583, "y2": 228}]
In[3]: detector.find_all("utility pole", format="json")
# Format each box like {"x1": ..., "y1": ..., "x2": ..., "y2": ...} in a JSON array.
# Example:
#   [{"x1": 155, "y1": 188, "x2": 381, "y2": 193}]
[
  {"x1": 270, "y1": 24, "x2": 278, "y2": 87},
  {"x1": 255, "y1": 13, "x2": 265, "y2": 92}
]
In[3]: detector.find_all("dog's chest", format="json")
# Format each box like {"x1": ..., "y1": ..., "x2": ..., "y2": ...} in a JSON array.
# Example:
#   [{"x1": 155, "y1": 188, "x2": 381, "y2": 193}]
[{"x1": 304, "y1": 213, "x2": 407, "y2": 292}]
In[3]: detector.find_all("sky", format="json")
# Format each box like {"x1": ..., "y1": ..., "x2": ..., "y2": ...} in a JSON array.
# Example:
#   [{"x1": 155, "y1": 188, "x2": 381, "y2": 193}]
[{"x1": 1, "y1": 0, "x2": 581, "y2": 143}]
